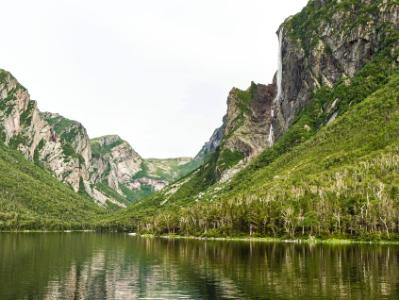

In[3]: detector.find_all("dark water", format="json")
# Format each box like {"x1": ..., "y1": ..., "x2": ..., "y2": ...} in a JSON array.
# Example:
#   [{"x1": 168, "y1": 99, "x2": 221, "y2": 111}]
[{"x1": 0, "y1": 234, "x2": 398, "y2": 299}]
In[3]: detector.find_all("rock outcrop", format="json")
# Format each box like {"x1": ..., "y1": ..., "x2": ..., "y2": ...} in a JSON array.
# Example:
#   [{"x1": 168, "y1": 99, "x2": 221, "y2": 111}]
[
  {"x1": 0, "y1": 70, "x2": 197, "y2": 207},
  {"x1": 195, "y1": 0, "x2": 399, "y2": 182},
  {"x1": 273, "y1": 0, "x2": 399, "y2": 139},
  {"x1": 194, "y1": 82, "x2": 276, "y2": 181},
  {"x1": 0, "y1": 71, "x2": 90, "y2": 193},
  {"x1": 90, "y1": 135, "x2": 197, "y2": 202}
]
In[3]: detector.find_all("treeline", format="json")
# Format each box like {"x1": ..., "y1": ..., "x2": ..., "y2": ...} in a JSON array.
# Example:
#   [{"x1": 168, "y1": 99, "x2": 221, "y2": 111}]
[
  {"x1": 99, "y1": 72, "x2": 399, "y2": 240},
  {"x1": 102, "y1": 163, "x2": 399, "y2": 240}
]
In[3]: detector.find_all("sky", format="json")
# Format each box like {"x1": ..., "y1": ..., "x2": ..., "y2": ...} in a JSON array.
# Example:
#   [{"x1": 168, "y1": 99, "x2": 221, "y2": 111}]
[{"x1": 0, "y1": 0, "x2": 308, "y2": 158}]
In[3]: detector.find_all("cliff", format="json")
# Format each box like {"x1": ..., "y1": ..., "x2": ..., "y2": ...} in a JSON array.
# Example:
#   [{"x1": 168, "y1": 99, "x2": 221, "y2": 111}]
[
  {"x1": 0, "y1": 71, "x2": 197, "y2": 207},
  {"x1": 134, "y1": 0, "x2": 399, "y2": 207}
]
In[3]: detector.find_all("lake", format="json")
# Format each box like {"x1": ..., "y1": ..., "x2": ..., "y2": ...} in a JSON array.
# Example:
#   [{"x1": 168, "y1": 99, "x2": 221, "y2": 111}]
[{"x1": 0, "y1": 233, "x2": 398, "y2": 299}]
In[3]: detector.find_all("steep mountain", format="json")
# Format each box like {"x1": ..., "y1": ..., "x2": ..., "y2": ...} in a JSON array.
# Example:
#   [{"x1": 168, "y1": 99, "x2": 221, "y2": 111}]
[
  {"x1": 0, "y1": 139, "x2": 103, "y2": 230},
  {"x1": 0, "y1": 71, "x2": 91, "y2": 193},
  {"x1": 165, "y1": 0, "x2": 399, "y2": 200},
  {"x1": 90, "y1": 135, "x2": 199, "y2": 204},
  {"x1": 101, "y1": 0, "x2": 399, "y2": 239},
  {"x1": 0, "y1": 70, "x2": 197, "y2": 208}
]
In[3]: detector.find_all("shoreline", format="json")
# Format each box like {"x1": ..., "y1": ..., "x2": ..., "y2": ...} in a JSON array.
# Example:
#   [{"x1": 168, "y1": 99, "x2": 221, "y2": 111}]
[
  {"x1": 0, "y1": 231, "x2": 398, "y2": 245},
  {"x1": 0, "y1": 230, "x2": 96, "y2": 233},
  {"x1": 136, "y1": 234, "x2": 399, "y2": 245}
]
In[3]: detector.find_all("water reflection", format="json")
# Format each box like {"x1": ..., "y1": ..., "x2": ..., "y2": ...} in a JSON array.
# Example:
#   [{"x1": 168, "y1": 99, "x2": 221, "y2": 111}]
[{"x1": 0, "y1": 233, "x2": 398, "y2": 299}]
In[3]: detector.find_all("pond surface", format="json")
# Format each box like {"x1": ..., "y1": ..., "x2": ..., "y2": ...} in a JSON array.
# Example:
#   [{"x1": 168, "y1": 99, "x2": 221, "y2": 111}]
[{"x1": 0, "y1": 233, "x2": 398, "y2": 299}]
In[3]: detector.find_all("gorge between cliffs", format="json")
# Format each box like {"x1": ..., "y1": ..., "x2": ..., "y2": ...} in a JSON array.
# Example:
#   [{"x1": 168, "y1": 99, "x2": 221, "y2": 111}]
[{"x1": 1, "y1": 1, "x2": 399, "y2": 298}]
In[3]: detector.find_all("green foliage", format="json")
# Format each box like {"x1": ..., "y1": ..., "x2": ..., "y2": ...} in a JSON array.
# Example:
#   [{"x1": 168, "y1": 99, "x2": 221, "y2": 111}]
[
  {"x1": 95, "y1": 181, "x2": 130, "y2": 207},
  {"x1": 0, "y1": 141, "x2": 104, "y2": 230},
  {"x1": 91, "y1": 138, "x2": 124, "y2": 158},
  {"x1": 120, "y1": 184, "x2": 154, "y2": 202},
  {"x1": 33, "y1": 139, "x2": 45, "y2": 167},
  {"x1": 285, "y1": 0, "x2": 384, "y2": 54},
  {"x1": 62, "y1": 143, "x2": 75, "y2": 157},
  {"x1": 218, "y1": 149, "x2": 244, "y2": 171},
  {"x1": 131, "y1": 162, "x2": 149, "y2": 180},
  {"x1": 62, "y1": 143, "x2": 84, "y2": 165},
  {"x1": 9, "y1": 134, "x2": 29, "y2": 150},
  {"x1": 235, "y1": 82, "x2": 256, "y2": 114},
  {"x1": 20, "y1": 101, "x2": 36, "y2": 127},
  {"x1": 0, "y1": 69, "x2": 7, "y2": 82},
  {"x1": 0, "y1": 88, "x2": 17, "y2": 116},
  {"x1": 101, "y1": 71, "x2": 399, "y2": 239},
  {"x1": 78, "y1": 177, "x2": 91, "y2": 198}
]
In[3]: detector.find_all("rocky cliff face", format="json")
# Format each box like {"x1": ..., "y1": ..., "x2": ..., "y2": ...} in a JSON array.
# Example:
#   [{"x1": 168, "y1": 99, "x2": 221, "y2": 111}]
[
  {"x1": 169, "y1": 0, "x2": 399, "y2": 200},
  {"x1": 91, "y1": 135, "x2": 142, "y2": 191},
  {"x1": 0, "y1": 71, "x2": 90, "y2": 193},
  {"x1": 272, "y1": 0, "x2": 399, "y2": 140},
  {"x1": 91, "y1": 135, "x2": 155, "y2": 202},
  {"x1": 90, "y1": 135, "x2": 198, "y2": 202},
  {"x1": 0, "y1": 70, "x2": 196, "y2": 207},
  {"x1": 195, "y1": 0, "x2": 399, "y2": 182},
  {"x1": 194, "y1": 82, "x2": 276, "y2": 181},
  {"x1": 195, "y1": 127, "x2": 224, "y2": 162}
]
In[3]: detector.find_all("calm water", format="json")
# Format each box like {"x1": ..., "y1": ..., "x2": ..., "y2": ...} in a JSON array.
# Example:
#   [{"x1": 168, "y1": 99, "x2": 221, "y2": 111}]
[{"x1": 0, "y1": 233, "x2": 398, "y2": 299}]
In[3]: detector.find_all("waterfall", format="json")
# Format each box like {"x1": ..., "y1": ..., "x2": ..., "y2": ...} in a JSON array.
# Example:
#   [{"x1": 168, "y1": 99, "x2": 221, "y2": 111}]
[
  {"x1": 268, "y1": 27, "x2": 283, "y2": 146},
  {"x1": 275, "y1": 28, "x2": 283, "y2": 103}
]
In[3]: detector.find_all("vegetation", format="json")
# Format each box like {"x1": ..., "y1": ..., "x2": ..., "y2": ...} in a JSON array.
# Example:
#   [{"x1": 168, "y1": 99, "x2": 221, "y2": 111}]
[
  {"x1": 1, "y1": 1, "x2": 399, "y2": 240},
  {"x1": 285, "y1": 0, "x2": 385, "y2": 54},
  {"x1": 143, "y1": 158, "x2": 201, "y2": 182},
  {"x1": 20, "y1": 100, "x2": 36, "y2": 126},
  {"x1": 91, "y1": 137, "x2": 124, "y2": 158},
  {"x1": 98, "y1": 70, "x2": 399, "y2": 240},
  {"x1": 0, "y1": 141, "x2": 104, "y2": 230},
  {"x1": 96, "y1": 15, "x2": 399, "y2": 240}
]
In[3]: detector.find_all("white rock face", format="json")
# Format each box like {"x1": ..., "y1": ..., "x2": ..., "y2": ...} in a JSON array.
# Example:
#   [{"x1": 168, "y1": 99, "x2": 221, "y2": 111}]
[
  {"x1": 0, "y1": 70, "x2": 114, "y2": 206},
  {"x1": 0, "y1": 69, "x2": 196, "y2": 207},
  {"x1": 90, "y1": 135, "x2": 143, "y2": 194},
  {"x1": 0, "y1": 71, "x2": 90, "y2": 193},
  {"x1": 89, "y1": 135, "x2": 178, "y2": 200}
]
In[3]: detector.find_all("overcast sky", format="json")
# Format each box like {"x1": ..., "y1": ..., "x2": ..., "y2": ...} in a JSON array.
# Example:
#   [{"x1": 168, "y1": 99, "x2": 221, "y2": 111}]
[{"x1": 0, "y1": 0, "x2": 307, "y2": 158}]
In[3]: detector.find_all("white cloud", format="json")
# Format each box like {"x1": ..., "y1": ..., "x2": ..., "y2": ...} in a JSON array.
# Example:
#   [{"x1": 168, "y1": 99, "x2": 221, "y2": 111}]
[{"x1": 0, "y1": 0, "x2": 307, "y2": 158}]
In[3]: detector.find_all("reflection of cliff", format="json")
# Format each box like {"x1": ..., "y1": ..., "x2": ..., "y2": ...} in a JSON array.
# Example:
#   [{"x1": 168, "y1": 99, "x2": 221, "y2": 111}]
[
  {"x1": 41, "y1": 237, "x2": 399, "y2": 300},
  {"x1": 41, "y1": 237, "x2": 245, "y2": 300},
  {"x1": 0, "y1": 233, "x2": 97, "y2": 300},
  {"x1": 2, "y1": 234, "x2": 398, "y2": 299}
]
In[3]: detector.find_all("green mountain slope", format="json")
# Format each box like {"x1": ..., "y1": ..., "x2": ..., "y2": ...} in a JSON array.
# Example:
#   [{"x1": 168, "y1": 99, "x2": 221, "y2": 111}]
[
  {"x1": 0, "y1": 142, "x2": 104, "y2": 230},
  {"x1": 98, "y1": 4, "x2": 399, "y2": 239},
  {"x1": 99, "y1": 68, "x2": 399, "y2": 239},
  {"x1": 117, "y1": 0, "x2": 399, "y2": 212}
]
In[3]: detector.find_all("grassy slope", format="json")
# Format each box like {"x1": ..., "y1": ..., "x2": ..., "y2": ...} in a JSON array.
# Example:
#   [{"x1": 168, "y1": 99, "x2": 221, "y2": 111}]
[
  {"x1": 0, "y1": 142, "x2": 104, "y2": 230},
  {"x1": 112, "y1": 0, "x2": 399, "y2": 211},
  {"x1": 98, "y1": 39, "x2": 399, "y2": 238},
  {"x1": 143, "y1": 158, "x2": 199, "y2": 182}
]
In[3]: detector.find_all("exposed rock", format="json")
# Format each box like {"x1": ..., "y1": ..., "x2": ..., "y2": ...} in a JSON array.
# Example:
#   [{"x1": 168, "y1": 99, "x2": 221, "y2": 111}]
[
  {"x1": 0, "y1": 71, "x2": 89, "y2": 193},
  {"x1": 195, "y1": 82, "x2": 276, "y2": 180},
  {"x1": 90, "y1": 135, "x2": 197, "y2": 202},
  {"x1": 188, "y1": 0, "x2": 399, "y2": 189},
  {"x1": 195, "y1": 126, "x2": 224, "y2": 162},
  {"x1": 222, "y1": 83, "x2": 276, "y2": 157},
  {"x1": 0, "y1": 70, "x2": 197, "y2": 207},
  {"x1": 274, "y1": 0, "x2": 399, "y2": 137}
]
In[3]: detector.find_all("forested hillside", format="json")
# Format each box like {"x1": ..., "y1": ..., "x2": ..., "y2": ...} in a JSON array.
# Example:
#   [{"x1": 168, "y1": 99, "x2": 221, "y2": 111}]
[
  {"x1": 0, "y1": 142, "x2": 104, "y2": 230},
  {"x1": 98, "y1": 0, "x2": 399, "y2": 240}
]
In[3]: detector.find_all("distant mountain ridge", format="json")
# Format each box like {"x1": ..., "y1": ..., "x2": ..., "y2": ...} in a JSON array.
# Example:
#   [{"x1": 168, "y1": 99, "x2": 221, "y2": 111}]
[{"x1": 0, "y1": 71, "x2": 198, "y2": 207}]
